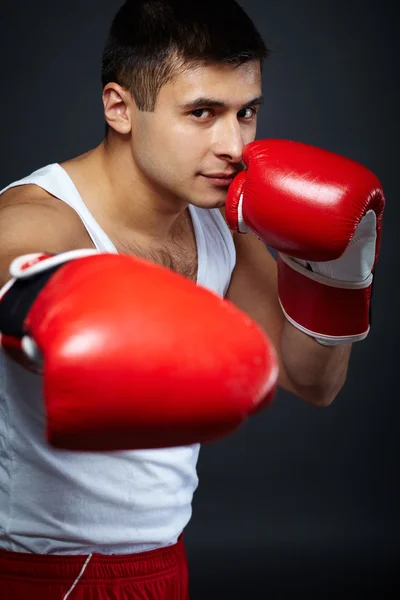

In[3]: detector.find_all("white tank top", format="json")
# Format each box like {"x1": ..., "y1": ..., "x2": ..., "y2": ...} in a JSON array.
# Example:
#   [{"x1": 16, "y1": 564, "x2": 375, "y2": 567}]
[{"x1": 0, "y1": 163, "x2": 236, "y2": 554}]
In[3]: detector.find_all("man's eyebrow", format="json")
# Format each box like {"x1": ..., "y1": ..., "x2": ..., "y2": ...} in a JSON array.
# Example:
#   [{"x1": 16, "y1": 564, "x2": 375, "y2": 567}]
[{"x1": 179, "y1": 95, "x2": 264, "y2": 110}]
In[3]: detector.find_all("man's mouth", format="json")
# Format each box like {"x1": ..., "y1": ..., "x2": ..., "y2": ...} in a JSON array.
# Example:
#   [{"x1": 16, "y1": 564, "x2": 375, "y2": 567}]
[{"x1": 201, "y1": 172, "x2": 237, "y2": 186}]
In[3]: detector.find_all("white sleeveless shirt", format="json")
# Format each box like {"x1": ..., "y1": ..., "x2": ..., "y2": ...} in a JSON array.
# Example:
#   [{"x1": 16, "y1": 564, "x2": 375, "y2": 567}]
[{"x1": 0, "y1": 163, "x2": 236, "y2": 554}]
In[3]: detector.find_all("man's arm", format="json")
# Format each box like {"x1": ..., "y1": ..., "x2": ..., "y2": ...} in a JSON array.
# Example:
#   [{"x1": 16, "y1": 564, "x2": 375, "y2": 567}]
[
  {"x1": 223, "y1": 139, "x2": 383, "y2": 408},
  {"x1": 0, "y1": 185, "x2": 95, "y2": 285},
  {"x1": 0, "y1": 189, "x2": 279, "y2": 451},
  {"x1": 226, "y1": 229, "x2": 350, "y2": 407}
]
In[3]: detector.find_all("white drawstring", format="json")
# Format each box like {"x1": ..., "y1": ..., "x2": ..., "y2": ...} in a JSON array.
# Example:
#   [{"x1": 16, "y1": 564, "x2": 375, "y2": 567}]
[{"x1": 62, "y1": 554, "x2": 93, "y2": 599}]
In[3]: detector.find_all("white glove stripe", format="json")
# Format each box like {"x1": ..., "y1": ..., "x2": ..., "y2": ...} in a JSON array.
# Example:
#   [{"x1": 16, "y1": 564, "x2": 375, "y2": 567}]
[
  {"x1": 279, "y1": 253, "x2": 373, "y2": 290},
  {"x1": 237, "y1": 193, "x2": 250, "y2": 233},
  {"x1": 278, "y1": 298, "x2": 370, "y2": 344},
  {"x1": 10, "y1": 249, "x2": 99, "y2": 279},
  {"x1": 21, "y1": 336, "x2": 43, "y2": 368}
]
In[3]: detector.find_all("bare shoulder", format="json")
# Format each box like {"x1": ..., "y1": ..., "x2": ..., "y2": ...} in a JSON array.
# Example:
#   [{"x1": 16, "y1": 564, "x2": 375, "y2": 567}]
[
  {"x1": 0, "y1": 184, "x2": 77, "y2": 218},
  {"x1": 0, "y1": 184, "x2": 94, "y2": 281},
  {"x1": 1, "y1": 183, "x2": 78, "y2": 217}
]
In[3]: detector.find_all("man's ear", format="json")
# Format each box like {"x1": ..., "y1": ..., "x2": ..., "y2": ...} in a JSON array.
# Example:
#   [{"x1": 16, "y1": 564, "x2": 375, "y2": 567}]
[{"x1": 102, "y1": 83, "x2": 133, "y2": 134}]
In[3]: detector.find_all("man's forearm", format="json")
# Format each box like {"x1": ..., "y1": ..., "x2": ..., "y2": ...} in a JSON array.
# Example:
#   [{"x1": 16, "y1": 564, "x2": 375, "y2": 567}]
[{"x1": 280, "y1": 320, "x2": 352, "y2": 407}]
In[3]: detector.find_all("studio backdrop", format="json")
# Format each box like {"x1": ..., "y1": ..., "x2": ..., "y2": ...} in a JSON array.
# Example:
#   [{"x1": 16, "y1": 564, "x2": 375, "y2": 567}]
[{"x1": 1, "y1": 1, "x2": 398, "y2": 597}]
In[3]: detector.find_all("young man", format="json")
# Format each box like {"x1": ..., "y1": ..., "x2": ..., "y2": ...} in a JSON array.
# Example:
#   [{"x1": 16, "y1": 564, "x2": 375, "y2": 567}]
[{"x1": 0, "y1": 0, "x2": 384, "y2": 598}]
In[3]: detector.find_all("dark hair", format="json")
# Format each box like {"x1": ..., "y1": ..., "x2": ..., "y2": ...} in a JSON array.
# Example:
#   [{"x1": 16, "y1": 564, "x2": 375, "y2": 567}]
[{"x1": 101, "y1": 0, "x2": 269, "y2": 113}]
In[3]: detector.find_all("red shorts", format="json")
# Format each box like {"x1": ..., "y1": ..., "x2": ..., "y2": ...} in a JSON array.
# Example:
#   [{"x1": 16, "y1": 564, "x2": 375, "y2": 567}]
[{"x1": 0, "y1": 535, "x2": 189, "y2": 600}]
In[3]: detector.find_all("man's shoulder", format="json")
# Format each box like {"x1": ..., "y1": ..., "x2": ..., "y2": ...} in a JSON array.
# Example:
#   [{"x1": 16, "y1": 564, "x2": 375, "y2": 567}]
[
  {"x1": 0, "y1": 180, "x2": 92, "y2": 252},
  {"x1": 1, "y1": 180, "x2": 53, "y2": 206}
]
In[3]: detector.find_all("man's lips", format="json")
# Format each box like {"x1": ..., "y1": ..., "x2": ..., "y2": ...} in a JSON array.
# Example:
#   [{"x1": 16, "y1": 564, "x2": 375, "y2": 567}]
[
  {"x1": 201, "y1": 172, "x2": 238, "y2": 186},
  {"x1": 203, "y1": 172, "x2": 237, "y2": 178}
]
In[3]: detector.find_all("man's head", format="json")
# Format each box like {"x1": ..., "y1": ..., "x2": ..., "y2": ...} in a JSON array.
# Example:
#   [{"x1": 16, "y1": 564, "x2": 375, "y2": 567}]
[{"x1": 101, "y1": 0, "x2": 269, "y2": 208}]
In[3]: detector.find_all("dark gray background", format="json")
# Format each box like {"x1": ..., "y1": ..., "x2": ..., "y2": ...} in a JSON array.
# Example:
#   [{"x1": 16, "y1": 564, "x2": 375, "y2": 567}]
[{"x1": 1, "y1": 1, "x2": 398, "y2": 597}]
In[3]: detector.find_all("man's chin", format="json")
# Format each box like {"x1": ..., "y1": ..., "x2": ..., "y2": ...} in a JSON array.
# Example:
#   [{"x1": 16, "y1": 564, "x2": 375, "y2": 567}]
[
  {"x1": 213, "y1": 199, "x2": 226, "y2": 208},
  {"x1": 188, "y1": 193, "x2": 227, "y2": 210},
  {"x1": 189, "y1": 200, "x2": 226, "y2": 210}
]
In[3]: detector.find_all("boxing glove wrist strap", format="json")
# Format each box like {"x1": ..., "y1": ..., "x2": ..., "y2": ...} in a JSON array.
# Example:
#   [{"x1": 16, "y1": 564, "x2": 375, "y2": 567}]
[
  {"x1": 0, "y1": 263, "x2": 60, "y2": 338},
  {"x1": 0, "y1": 250, "x2": 98, "y2": 369},
  {"x1": 277, "y1": 254, "x2": 372, "y2": 345}
]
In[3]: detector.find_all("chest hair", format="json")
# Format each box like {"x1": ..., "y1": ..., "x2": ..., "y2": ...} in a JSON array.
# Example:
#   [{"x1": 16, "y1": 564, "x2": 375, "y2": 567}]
[{"x1": 112, "y1": 214, "x2": 198, "y2": 282}]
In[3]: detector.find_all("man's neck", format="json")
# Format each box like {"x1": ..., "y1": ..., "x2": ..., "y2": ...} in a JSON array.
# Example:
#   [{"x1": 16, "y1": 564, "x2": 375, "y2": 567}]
[{"x1": 62, "y1": 138, "x2": 188, "y2": 245}]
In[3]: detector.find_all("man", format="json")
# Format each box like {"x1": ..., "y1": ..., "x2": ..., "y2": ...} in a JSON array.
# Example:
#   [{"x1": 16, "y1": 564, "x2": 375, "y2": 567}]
[{"x1": 0, "y1": 0, "x2": 384, "y2": 598}]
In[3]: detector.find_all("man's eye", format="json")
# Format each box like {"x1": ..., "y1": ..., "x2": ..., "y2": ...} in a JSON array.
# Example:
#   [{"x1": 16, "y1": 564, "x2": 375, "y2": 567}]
[
  {"x1": 191, "y1": 109, "x2": 212, "y2": 120},
  {"x1": 238, "y1": 107, "x2": 256, "y2": 120}
]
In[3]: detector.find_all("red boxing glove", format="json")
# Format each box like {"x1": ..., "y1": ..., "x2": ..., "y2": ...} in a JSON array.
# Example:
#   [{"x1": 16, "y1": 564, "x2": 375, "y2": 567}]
[
  {"x1": 226, "y1": 139, "x2": 385, "y2": 344},
  {"x1": 0, "y1": 251, "x2": 278, "y2": 451}
]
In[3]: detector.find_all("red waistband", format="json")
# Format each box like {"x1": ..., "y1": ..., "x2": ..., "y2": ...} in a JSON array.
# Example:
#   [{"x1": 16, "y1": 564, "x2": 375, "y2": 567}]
[{"x1": 0, "y1": 535, "x2": 185, "y2": 583}]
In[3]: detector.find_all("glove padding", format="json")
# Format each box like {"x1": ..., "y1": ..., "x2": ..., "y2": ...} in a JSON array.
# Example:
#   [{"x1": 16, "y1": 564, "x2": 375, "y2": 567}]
[
  {"x1": 226, "y1": 139, "x2": 385, "y2": 345},
  {"x1": 0, "y1": 251, "x2": 278, "y2": 451}
]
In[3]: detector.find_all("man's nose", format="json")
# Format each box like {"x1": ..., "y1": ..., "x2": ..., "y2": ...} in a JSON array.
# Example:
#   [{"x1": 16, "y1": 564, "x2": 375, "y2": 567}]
[{"x1": 213, "y1": 118, "x2": 246, "y2": 163}]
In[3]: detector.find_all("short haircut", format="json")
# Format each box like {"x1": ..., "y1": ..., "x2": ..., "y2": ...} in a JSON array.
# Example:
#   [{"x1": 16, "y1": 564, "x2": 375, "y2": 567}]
[{"x1": 101, "y1": 0, "x2": 269, "y2": 112}]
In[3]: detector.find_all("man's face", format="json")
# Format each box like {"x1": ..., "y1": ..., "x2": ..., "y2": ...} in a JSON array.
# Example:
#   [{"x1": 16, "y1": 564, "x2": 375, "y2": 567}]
[{"x1": 130, "y1": 61, "x2": 262, "y2": 209}]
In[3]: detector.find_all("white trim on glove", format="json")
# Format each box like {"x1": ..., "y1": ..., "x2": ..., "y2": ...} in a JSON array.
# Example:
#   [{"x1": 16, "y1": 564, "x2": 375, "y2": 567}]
[
  {"x1": 10, "y1": 249, "x2": 99, "y2": 279},
  {"x1": 290, "y1": 210, "x2": 377, "y2": 284},
  {"x1": 237, "y1": 193, "x2": 250, "y2": 233},
  {"x1": 278, "y1": 297, "x2": 370, "y2": 345},
  {"x1": 279, "y1": 254, "x2": 373, "y2": 290}
]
